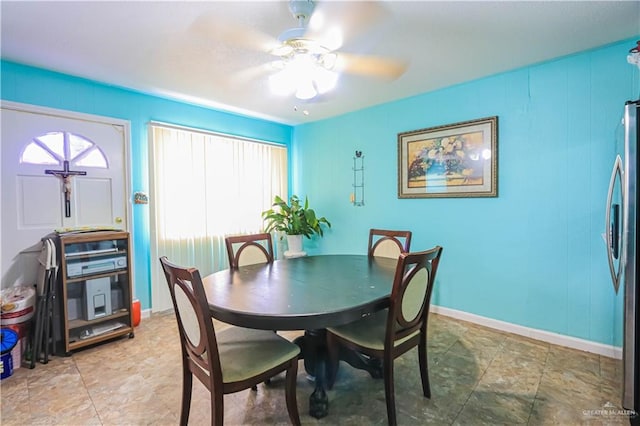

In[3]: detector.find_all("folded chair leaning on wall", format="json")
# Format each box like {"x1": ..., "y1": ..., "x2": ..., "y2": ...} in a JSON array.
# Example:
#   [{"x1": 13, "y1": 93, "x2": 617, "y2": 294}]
[
  {"x1": 159, "y1": 256, "x2": 301, "y2": 425},
  {"x1": 30, "y1": 237, "x2": 58, "y2": 368},
  {"x1": 326, "y1": 246, "x2": 443, "y2": 426}
]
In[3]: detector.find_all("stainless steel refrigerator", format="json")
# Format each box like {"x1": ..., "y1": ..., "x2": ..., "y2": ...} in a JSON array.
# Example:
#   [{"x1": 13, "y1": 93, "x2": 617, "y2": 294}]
[{"x1": 606, "y1": 99, "x2": 640, "y2": 417}]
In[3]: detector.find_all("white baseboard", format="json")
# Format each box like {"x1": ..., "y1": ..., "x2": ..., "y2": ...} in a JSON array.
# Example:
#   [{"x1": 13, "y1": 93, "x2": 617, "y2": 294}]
[
  {"x1": 141, "y1": 308, "x2": 152, "y2": 319},
  {"x1": 431, "y1": 305, "x2": 622, "y2": 360}
]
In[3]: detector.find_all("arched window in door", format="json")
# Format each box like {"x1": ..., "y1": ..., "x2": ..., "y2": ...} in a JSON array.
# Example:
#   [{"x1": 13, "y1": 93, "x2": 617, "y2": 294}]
[{"x1": 20, "y1": 131, "x2": 108, "y2": 168}]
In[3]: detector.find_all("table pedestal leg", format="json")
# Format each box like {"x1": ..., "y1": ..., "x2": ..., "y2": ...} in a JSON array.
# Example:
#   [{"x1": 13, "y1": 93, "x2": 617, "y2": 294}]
[
  {"x1": 293, "y1": 329, "x2": 329, "y2": 419},
  {"x1": 291, "y1": 328, "x2": 385, "y2": 419},
  {"x1": 336, "y1": 346, "x2": 383, "y2": 379}
]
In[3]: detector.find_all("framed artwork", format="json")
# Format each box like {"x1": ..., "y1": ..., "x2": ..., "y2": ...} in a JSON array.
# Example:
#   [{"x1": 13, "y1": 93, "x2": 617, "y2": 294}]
[{"x1": 397, "y1": 116, "x2": 498, "y2": 198}]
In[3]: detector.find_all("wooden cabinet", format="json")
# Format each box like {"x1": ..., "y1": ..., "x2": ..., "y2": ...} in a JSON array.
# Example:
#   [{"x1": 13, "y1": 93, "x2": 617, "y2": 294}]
[{"x1": 58, "y1": 230, "x2": 134, "y2": 353}]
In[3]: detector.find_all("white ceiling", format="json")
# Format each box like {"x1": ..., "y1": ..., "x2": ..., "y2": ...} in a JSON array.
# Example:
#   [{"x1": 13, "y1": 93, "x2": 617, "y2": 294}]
[{"x1": 1, "y1": 1, "x2": 639, "y2": 125}]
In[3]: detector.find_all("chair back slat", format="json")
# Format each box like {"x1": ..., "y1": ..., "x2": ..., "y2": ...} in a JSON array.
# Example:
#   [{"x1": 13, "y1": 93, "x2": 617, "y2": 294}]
[
  {"x1": 174, "y1": 283, "x2": 203, "y2": 348},
  {"x1": 372, "y1": 238, "x2": 404, "y2": 259},
  {"x1": 386, "y1": 246, "x2": 442, "y2": 346},
  {"x1": 225, "y1": 233, "x2": 274, "y2": 268},
  {"x1": 368, "y1": 228, "x2": 412, "y2": 259},
  {"x1": 237, "y1": 244, "x2": 270, "y2": 266},
  {"x1": 400, "y1": 267, "x2": 429, "y2": 324}
]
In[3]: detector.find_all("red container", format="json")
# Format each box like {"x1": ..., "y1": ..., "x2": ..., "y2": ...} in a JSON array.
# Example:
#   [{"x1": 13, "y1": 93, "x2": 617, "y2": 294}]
[{"x1": 132, "y1": 299, "x2": 141, "y2": 327}]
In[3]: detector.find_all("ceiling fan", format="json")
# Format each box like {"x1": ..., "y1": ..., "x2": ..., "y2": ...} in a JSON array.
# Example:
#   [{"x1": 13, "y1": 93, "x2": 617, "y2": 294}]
[{"x1": 191, "y1": 0, "x2": 407, "y2": 101}]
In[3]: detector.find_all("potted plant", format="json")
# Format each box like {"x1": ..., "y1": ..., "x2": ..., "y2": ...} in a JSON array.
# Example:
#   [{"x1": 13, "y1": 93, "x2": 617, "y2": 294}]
[{"x1": 262, "y1": 195, "x2": 331, "y2": 255}]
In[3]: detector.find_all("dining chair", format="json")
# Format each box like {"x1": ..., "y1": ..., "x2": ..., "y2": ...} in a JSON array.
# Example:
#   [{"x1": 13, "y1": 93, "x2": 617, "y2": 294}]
[
  {"x1": 159, "y1": 256, "x2": 301, "y2": 426},
  {"x1": 326, "y1": 246, "x2": 443, "y2": 426},
  {"x1": 225, "y1": 232, "x2": 274, "y2": 268},
  {"x1": 368, "y1": 228, "x2": 412, "y2": 259}
]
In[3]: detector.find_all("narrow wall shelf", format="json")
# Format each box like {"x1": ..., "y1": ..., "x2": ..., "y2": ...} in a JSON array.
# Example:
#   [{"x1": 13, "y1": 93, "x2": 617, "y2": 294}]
[{"x1": 352, "y1": 151, "x2": 364, "y2": 207}]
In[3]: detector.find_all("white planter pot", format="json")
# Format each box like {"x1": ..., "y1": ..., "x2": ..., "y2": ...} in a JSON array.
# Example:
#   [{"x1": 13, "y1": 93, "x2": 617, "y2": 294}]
[{"x1": 285, "y1": 234, "x2": 306, "y2": 258}]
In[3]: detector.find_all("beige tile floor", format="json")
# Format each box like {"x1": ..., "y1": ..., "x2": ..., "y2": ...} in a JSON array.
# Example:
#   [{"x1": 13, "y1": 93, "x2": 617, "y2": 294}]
[{"x1": 0, "y1": 311, "x2": 631, "y2": 425}]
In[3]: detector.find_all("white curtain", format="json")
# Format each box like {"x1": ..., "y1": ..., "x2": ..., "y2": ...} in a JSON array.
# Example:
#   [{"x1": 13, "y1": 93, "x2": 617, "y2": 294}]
[{"x1": 149, "y1": 123, "x2": 287, "y2": 311}]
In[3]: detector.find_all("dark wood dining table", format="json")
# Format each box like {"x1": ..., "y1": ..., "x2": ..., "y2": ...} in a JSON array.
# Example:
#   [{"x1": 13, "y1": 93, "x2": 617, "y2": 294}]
[{"x1": 201, "y1": 254, "x2": 398, "y2": 418}]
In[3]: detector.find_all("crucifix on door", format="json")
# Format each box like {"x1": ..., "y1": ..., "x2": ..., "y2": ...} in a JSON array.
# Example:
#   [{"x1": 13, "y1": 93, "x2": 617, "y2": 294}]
[{"x1": 45, "y1": 160, "x2": 87, "y2": 218}]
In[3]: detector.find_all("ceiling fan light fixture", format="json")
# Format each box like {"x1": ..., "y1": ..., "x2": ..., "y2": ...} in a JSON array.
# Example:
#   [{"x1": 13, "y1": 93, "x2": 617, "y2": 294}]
[
  {"x1": 317, "y1": 27, "x2": 343, "y2": 51},
  {"x1": 275, "y1": 27, "x2": 306, "y2": 45},
  {"x1": 320, "y1": 52, "x2": 337, "y2": 70},
  {"x1": 269, "y1": 48, "x2": 338, "y2": 100},
  {"x1": 295, "y1": 81, "x2": 317, "y2": 100},
  {"x1": 290, "y1": 66, "x2": 337, "y2": 99},
  {"x1": 271, "y1": 43, "x2": 294, "y2": 57},
  {"x1": 313, "y1": 67, "x2": 338, "y2": 94},
  {"x1": 267, "y1": 1, "x2": 340, "y2": 100},
  {"x1": 272, "y1": 37, "x2": 332, "y2": 58}
]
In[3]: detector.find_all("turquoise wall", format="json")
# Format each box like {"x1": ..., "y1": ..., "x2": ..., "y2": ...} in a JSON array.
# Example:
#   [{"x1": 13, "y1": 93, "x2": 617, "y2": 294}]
[
  {"x1": 292, "y1": 38, "x2": 639, "y2": 346},
  {"x1": 0, "y1": 61, "x2": 293, "y2": 310},
  {"x1": 2, "y1": 37, "x2": 638, "y2": 346}
]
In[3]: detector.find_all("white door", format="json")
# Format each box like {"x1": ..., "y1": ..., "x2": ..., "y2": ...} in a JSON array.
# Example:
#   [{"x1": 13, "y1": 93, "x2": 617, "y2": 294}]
[{"x1": 1, "y1": 103, "x2": 130, "y2": 289}]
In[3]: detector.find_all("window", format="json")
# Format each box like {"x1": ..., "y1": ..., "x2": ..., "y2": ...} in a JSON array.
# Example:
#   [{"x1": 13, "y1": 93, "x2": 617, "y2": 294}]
[
  {"x1": 20, "y1": 131, "x2": 107, "y2": 168},
  {"x1": 149, "y1": 123, "x2": 288, "y2": 279}
]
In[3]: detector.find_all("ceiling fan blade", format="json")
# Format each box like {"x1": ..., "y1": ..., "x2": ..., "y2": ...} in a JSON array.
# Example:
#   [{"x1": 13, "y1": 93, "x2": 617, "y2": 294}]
[
  {"x1": 306, "y1": 1, "x2": 388, "y2": 51},
  {"x1": 336, "y1": 53, "x2": 408, "y2": 80},
  {"x1": 190, "y1": 12, "x2": 279, "y2": 53}
]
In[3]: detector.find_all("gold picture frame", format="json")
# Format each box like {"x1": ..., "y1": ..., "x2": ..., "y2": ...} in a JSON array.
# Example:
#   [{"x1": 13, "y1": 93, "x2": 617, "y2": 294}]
[{"x1": 398, "y1": 116, "x2": 498, "y2": 198}]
